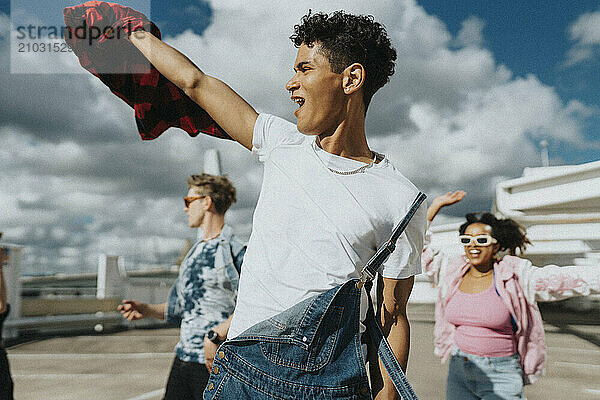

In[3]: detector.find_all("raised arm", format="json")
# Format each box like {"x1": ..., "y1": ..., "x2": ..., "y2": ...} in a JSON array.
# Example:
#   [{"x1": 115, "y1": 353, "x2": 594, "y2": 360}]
[
  {"x1": 422, "y1": 191, "x2": 465, "y2": 285},
  {"x1": 426, "y1": 190, "x2": 465, "y2": 223},
  {"x1": 128, "y1": 31, "x2": 258, "y2": 150}
]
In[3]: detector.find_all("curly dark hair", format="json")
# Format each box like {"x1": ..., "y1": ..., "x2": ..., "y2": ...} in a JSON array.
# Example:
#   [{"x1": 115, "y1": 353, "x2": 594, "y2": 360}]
[
  {"x1": 187, "y1": 173, "x2": 236, "y2": 215},
  {"x1": 459, "y1": 213, "x2": 531, "y2": 255},
  {"x1": 290, "y1": 10, "x2": 397, "y2": 108}
]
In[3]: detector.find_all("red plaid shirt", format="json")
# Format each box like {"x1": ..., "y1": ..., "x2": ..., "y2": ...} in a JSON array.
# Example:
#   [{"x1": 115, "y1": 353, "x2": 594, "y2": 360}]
[{"x1": 63, "y1": 1, "x2": 231, "y2": 141}]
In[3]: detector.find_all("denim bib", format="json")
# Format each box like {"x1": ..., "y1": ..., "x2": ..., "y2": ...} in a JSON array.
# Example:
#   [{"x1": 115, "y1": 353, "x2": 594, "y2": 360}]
[{"x1": 204, "y1": 193, "x2": 426, "y2": 400}]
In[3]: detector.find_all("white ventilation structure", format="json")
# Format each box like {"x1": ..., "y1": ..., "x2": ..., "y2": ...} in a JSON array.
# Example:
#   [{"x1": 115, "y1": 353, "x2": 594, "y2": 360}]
[{"x1": 411, "y1": 159, "x2": 600, "y2": 307}]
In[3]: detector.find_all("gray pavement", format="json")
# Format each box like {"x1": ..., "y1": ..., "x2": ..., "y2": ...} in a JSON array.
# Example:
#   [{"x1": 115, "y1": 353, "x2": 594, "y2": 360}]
[
  {"x1": 406, "y1": 305, "x2": 600, "y2": 399},
  {"x1": 6, "y1": 305, "x2": 600, "y2": 399}
]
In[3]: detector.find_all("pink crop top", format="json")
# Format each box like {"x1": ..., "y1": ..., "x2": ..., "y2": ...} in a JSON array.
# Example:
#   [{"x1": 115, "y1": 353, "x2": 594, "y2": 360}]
[{"x1": 445, "y1": 282, "x2": 517, "y2": 357}]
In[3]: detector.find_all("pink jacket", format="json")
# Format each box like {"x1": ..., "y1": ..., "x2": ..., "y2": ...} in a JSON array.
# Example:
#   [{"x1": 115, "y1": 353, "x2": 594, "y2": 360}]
[{"x1": 423, "y1": 241, "x2": 600, "y2": 384}]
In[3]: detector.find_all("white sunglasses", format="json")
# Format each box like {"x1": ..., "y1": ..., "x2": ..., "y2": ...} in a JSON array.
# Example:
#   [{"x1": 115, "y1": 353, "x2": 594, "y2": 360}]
[{"x1": 458, "y1": 234, "x2": 497, "y2": 246}]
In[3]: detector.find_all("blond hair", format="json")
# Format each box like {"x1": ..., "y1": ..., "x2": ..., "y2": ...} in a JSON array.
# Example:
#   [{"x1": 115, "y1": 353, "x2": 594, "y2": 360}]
[{"x1": 187, "y1": 174, "x2": 237, "y2": 214}]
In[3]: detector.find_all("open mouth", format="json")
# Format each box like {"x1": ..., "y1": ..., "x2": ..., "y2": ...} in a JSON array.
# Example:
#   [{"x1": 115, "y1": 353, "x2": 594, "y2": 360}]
[
  {"x1": 291, "y1": 96, "x2": 305, "y2": 109},
  {"x1": 468, "y1": 249, "x2": 481, "y2": 255}
]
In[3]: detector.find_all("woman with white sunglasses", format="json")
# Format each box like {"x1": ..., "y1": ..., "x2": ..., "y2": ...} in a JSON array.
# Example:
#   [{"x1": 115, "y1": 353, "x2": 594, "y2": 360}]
[{"x1": 423, "y1": 191, "x2": 599, "y2": 400}]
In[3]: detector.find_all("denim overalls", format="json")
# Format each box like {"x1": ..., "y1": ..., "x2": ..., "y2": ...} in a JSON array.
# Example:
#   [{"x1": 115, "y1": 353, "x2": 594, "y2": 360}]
[{"x1": 204, "y1": 193, "x2": 426, "y2": 400}]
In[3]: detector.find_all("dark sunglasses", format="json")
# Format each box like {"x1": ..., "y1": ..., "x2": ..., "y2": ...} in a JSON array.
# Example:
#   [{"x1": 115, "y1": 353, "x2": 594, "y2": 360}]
[{"x1": 184, "y1": 196, "x2": 205, "y2": 208}]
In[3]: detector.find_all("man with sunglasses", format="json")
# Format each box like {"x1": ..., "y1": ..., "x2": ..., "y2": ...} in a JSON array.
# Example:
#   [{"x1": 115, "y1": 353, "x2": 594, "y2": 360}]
[{"x1": 118, "y1": 174, "x2": 246, "y2": 400}]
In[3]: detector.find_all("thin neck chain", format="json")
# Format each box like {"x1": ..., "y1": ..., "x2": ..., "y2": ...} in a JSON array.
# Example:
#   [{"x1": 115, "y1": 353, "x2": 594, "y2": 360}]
[
  {"x1": 328, "y1": 152, "x2": 377, "y2": 175},
  {"x1": 468, "y1": 268, "x2": 493, "y2": 278},
  {"x1": 313, "y1": 141, "x2": 378, "y2": 175}
]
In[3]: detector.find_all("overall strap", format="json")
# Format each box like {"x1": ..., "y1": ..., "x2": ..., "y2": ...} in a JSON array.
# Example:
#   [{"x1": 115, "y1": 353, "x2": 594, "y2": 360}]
[
  {"x1": 361, "y1": 192, "x2": 426, "y2": 400},
  {"x1": 356, "y1": 192, "x2": 427, "y2": 289},
  {"x1": 365, "y1": 289, "x2": 419, "y2": 400}
]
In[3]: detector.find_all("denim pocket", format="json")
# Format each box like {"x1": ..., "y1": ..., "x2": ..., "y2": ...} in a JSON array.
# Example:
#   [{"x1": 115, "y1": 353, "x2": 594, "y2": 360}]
[
  {"x1": 260, "y1": 305, "x2": 344, "y2": 372},
  {"x1": 490, "y1": 355, "x2": 521, "y2": 374}
]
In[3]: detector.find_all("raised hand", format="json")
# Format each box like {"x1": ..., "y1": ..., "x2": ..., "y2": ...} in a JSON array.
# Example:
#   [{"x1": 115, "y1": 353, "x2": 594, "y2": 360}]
[
  {"x1": 433, "y1": 190, "x2": 465, "y2": 208},
  {"x1": 427, "y1": 190, "x2": 466, "y2": 222}
]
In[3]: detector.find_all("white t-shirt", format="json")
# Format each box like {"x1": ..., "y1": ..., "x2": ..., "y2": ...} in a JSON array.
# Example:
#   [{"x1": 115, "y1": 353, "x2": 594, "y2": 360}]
[{"x1": 228, "y1": 113, "x2": 426, "y2": 338}]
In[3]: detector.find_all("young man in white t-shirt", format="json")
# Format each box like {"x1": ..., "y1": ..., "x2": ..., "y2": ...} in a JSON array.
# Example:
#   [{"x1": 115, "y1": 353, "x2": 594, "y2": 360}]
[{"x1": 128, "y1": 11, "x2": 426, "y2": 398}]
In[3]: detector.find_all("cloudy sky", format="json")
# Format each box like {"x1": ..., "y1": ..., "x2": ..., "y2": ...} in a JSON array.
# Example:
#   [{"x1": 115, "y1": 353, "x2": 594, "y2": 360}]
[{"x1": 1, "y1": 0, "x2": 599, "y2": 275}]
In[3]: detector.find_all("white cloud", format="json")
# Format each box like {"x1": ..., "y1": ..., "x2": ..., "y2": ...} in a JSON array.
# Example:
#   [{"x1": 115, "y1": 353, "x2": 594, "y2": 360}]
[
  {"x1": 569, "y1": 9, "x2": 600, "y2": 45},
  {"x1": 389, "y1": 74, "x2": 584, "y2": 178},
  {"x1": 454, "y1": 16, "x2": 485, "y2": 48},
  {"x1": 565, "y1": 9, "x2": 600, "y2": 66},
  {"x1": 0, "y1": 0, "x2": 596, "y2": 275}
]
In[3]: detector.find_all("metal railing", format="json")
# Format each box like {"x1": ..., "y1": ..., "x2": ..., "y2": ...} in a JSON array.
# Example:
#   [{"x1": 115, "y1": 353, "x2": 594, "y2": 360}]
[{"x1": 2, "y1": 249, "x2": 178, "y2": 339}]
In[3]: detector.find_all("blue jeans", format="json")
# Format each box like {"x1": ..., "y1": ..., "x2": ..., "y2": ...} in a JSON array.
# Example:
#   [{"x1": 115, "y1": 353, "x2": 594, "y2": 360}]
[
  {"x1": 204, "y1": 280, "x2": 371, "y2": 399},
  {"x1": 446, "y1": 348, "x2": 524, "y2": 400},
  {"x1": 203, "y1": 279, "x2": 418, "y2": 399}
]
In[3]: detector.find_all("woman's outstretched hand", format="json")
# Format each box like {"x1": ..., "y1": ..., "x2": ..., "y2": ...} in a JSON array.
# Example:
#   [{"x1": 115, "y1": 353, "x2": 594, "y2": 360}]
[
  {"x1": 427, "y1": 190, "x2": 466, "y2": 222},
  {"x1": 434, "y1": 190, "x2": 466, "y2": 208}
]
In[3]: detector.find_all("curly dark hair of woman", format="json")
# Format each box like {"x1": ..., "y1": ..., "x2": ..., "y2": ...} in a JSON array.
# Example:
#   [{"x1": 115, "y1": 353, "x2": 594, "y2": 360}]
[
  {"x1": 459, "y1": 212, "x2": 531, "y2": 256},
  {"x1": 290, "y1": 10, "x2": 397, "y2": 109}
]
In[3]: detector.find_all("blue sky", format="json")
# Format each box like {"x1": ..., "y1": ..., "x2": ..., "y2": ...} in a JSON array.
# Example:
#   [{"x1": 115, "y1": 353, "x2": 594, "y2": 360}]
[
  {"x1": 419, "y1": 0, "x2": 600, "y2": 164},
  {"x1": 152, "y1": 0, "x2": 600, "y2": 165}
]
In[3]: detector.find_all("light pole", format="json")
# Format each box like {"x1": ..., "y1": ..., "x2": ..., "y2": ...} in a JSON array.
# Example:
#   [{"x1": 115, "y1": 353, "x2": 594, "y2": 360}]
[{"x1": 540, "y1": 140, "x2": 549, "y2": 167}]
